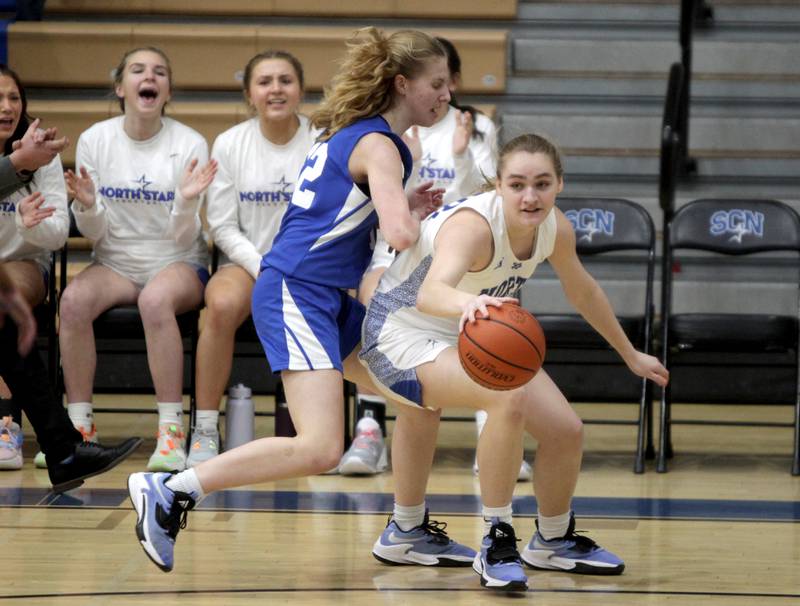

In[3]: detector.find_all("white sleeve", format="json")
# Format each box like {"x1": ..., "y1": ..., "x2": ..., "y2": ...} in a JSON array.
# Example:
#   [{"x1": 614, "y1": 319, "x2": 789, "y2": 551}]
[
  {"x1": 450, "y1": 116, "x2": 497, "y2": 199},
  {"x1": 72, "y1": 131, "x2": 108, "y2": 242},
  {"x1": 166, "y1": 136, "x2": 207, "y2": 247},
  {"x1": 15, "y1": 155, "x2": 69, "y2": 250},
  {"x1": 206, "y1": 134, "x2": 262, "y2": 279}
]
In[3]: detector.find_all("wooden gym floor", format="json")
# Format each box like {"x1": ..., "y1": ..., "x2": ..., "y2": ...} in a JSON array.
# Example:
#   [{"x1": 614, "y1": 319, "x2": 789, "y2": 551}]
[{"x1": 1, "y1": 396, "x2": 798, "y2": 605}]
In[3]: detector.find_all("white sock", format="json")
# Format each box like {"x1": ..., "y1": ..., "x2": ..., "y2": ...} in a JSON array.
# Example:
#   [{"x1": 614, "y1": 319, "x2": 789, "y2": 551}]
[
  {"x1": 393, "y1": 502, "x2": 426, "y2": 531},
  {"x1": 157, "y1": 402, "x2": 184, "y2": 427},
  {"x1": 67, "y1": 402, "x2": 94, "y2": 431},
  {"x1": 538, "y1": 511, "x2": 572, "y2": 541},
  {"x1": 355, "y1": 416, "x2": 381, "y2": 435},
  {"x1": 165, "y1": 468, "x2": 206, "y2": 503},
  {"x1": 475, "y1": 409, "x2": 488, "y2": 437},
  {"x1": 195, "y1": 410, "x2": 219, "y2": 432},
  {"x1": 483, "y1": 503, "x2": 513, "y2": 535}
]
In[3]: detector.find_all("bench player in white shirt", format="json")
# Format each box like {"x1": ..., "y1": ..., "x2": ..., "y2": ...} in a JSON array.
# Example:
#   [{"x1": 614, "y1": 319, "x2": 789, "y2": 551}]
[{"x1": 58, "y1": 47, "x2": 216, "y2": 472}]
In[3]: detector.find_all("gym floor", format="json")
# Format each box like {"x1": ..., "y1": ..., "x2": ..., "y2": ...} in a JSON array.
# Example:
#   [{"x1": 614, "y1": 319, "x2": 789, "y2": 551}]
[{"x1": 2, "y1": 396, "x2": 798, "y2": 604}]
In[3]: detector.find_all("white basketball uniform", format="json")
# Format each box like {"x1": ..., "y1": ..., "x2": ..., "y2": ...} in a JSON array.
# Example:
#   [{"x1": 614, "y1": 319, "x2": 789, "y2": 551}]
[{"x1": 360, "y1": 190, "x2": 557, "y2": 408}]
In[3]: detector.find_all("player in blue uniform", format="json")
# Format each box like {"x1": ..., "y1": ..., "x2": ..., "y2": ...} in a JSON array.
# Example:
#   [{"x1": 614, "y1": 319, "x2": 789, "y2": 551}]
[{"x1": 126, "y1": 27, "x2": 475, "y2": 573}]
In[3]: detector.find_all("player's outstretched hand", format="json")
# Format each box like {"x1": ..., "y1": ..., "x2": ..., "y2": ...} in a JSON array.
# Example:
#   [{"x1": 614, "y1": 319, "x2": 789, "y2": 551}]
[{"x1": 626, "y1": 351, "x2": 669, "y2": 387}]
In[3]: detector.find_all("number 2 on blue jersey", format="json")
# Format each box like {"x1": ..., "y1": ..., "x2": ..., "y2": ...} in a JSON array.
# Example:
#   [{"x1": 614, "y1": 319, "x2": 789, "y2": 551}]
[{"x1": 292, "y1": 142, "x2": 329, "y2": 209}]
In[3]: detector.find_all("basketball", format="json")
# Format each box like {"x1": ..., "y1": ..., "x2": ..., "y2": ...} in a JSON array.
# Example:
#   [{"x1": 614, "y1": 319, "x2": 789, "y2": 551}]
[{"x1": 458, "y1": 303, "x2": 546, "y2": 390}]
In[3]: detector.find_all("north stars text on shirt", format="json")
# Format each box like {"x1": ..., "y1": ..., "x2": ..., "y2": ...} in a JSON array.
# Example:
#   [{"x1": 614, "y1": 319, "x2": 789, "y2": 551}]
[
  {"x1": 98, "y1": 175, "x2": 174, "y2": 205},
  {"x1": 238, "y1": 176, "x2": 294, "y2": 206},
  {"x1": 418, "y1": 154, "x2": 455, "y2": 181}
]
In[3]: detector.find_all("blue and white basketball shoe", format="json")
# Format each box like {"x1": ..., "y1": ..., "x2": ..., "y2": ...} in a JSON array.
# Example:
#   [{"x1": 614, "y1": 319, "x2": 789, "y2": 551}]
[
  {"x1": 521, "y1": 513, "x2": 625, "y2": 575},
  {"x1": 373, "y1": 510, "x2": 476, "y2": 567},
  {"x1": 128, "y1": 472, "x2": 196, "y2": 573},
  {"x1": 472, "y1": 520, "x2": 528, "y2": 592}
]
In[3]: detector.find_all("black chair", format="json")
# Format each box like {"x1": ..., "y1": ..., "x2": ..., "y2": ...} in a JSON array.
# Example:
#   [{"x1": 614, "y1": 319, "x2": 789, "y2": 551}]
[
  {"x1": 535, "y1": 197, "x2": 657, "y2": 473},
  {"x1": 60, "y1": 215, "x2": 201, "y2": 447},
  {"x1": 658, "y1": 198, "x2": 800, "y2": 475}
]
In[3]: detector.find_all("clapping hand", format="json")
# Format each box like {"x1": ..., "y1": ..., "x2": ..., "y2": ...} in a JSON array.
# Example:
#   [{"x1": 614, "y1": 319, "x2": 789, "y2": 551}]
[
  {"x1": 179, "y1": 158, "x2": 217, "y2": 201},
  {"x1": 408, "y1": 180, "x2": 445, "y2": 221},
  {"x1": 452, "y1": 110, "x2": 473, "y2": 157},
  {"x1": 18, "y1": 191, "x2": 55, "y2": 228},
  {"x1": 64, "y1": 167, "x2": 96, "y2": 209},
  {"x1": 10, "y1": 118, "x2": 69, "y2": 172}
]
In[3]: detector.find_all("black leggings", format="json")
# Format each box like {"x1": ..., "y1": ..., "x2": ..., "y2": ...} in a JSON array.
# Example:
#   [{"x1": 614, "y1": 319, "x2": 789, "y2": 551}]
[{"x1": 0, "y1": 321, "x2": 82, "y2": 462}]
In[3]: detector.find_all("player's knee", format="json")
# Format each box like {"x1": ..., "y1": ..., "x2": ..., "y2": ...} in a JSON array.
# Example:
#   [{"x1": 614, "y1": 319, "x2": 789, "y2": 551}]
[
  {"x1": 205, "y1": 290, "x2": 247, "y2": 329},
  {"x1": 137, "y1": 289, "x2": 172, "y2": 323},
  {"x1": 301, "y1": 436, "x2": 343, "y2": 474},
  {"x1": 556, "y1": 416, "x2": 584, "y2": 450},
  {"x1": 58, "y1": 285, "x2": 93, "y2": 326},
  {"x1": 505, "y1": 391, "x2": 527, "y2": 425}
]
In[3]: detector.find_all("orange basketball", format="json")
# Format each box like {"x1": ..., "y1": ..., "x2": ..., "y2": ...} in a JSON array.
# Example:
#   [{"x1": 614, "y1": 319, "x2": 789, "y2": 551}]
[{"x1": 458, "y1": 303, "x2": 546, "y2": 390}]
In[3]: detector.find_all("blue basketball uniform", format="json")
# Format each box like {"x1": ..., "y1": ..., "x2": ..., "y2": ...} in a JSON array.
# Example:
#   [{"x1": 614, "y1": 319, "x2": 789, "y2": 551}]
[{"x1": 255, "y1": 115, "x2": 413, "y2": 372}]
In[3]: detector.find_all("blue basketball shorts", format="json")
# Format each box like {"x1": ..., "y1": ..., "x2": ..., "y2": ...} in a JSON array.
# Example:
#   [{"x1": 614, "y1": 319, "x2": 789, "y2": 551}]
[{"x1": 252, "y1": 266, "x2": 365, "y2": 373}]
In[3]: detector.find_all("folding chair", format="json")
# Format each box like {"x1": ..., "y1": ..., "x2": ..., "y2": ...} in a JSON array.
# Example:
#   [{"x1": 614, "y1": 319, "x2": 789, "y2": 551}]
[{"x1": 658, "y1": 198, "x2": 800, "y2": 475}]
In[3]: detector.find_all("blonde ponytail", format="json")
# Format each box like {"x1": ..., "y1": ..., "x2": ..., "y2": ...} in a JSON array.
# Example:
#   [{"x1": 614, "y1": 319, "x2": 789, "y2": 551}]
[{"x1": 312, "y1": 27, "x2": 445, "y2": 140}]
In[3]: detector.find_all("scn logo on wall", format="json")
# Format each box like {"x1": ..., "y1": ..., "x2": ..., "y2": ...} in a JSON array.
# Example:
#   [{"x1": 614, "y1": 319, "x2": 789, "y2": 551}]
[
  {"x1": 565, "y1": 208, "x2": 615, "y2": 242},
  {"x1": 709, "y1": 209, "x2": 764, "y2": 243}
]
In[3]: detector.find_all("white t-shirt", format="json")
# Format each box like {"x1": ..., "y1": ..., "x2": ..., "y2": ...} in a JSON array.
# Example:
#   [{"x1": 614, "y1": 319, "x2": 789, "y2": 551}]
[
  {"x1": 406, "y1": 106, "x2": 497, "y2": 203},
  {"x1": 72, "y1": 116, "x2": 209, "y2": 279},
  {"x1": 206, "y1": 115, "x2": 320, "y2": 279},
  {"x1": 0, "y1": 154, "x2": 68, "y2": 270}
]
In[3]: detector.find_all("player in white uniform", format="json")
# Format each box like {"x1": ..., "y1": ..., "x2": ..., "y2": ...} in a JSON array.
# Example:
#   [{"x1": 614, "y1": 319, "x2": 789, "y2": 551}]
[
  {"x1": 57, "y1": 47, "x2": 216, "y2": 472},
  {"x1": 187, "y1": 50, "x2": 320, "y2": 466},
  {"x1": 338, "y1": 37, "x2": 514, "y2": 478},
  {"x1": 364, "y1": 134, "x2": 669, "y2": 592},
  {"x1": 0, "y1": 65, "x2": 69, "y2": 470}
]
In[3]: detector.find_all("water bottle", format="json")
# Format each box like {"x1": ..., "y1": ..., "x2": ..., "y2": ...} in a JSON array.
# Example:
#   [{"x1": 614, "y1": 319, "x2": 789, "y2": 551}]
[
  {"x1": 225, "y1": 383, "x2": 254, "y2": 450},
  {"x1": 274, "y1": 380, "x2": 296, "y2": 437}
]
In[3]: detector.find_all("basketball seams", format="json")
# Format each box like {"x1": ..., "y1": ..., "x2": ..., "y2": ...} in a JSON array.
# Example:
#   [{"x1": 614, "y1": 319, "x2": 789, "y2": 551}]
[
  {"x1": 461, "y1": 327, "x2": 540, "y2": 373},
  {"x1": 479, "y1": 317, "x2": 546, "y2": 365}
]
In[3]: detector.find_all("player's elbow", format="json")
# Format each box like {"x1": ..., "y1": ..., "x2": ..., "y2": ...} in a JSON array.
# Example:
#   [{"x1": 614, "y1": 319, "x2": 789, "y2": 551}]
[{"x1": 383, "y1": 226, "x2": 416, "y2": 253}]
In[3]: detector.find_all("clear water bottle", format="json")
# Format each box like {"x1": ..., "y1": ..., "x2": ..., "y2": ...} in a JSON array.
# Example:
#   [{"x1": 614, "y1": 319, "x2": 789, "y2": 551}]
[{"x1": 225, "y1": 383, "x2": 254, "y2": 450}]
